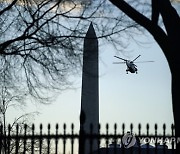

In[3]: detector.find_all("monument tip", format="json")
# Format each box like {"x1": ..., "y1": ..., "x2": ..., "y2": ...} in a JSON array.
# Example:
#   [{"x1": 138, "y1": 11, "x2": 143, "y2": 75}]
[{"x1": 86, "y1": 22, "x2": 97, "y2": 38}]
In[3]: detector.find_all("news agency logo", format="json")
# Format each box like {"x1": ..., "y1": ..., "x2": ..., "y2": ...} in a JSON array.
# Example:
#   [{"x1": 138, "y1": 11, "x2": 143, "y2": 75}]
[{"x1": 122, "y1": 132, "x2": 136, "y2": 148}]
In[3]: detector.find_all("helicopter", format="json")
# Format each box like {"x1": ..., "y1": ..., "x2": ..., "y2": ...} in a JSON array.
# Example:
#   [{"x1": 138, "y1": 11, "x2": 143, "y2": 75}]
[{"x1": 113, "y1": 55, "x2": 154, "y2": 74}]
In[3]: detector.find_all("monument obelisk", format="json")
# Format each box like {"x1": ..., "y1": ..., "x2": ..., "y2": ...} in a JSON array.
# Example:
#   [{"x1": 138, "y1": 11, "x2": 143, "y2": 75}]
[{"x1": 79, "y1": 23, "x2": 99, "y2": 154}]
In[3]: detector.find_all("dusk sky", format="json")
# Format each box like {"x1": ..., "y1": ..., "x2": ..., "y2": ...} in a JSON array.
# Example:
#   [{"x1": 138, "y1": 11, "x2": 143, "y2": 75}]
[
  {"x1": 6, "y1": 1, "x2": 180, "y2": 135},
  {"x1": 7, "y1": 30, "x2": 173, "y2": 134}
]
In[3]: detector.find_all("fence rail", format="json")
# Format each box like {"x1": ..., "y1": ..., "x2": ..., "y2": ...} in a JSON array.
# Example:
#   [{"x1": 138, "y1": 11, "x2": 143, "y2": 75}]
[{"x1": 0, "y1": 123, "x2": 177, "y2": 154}]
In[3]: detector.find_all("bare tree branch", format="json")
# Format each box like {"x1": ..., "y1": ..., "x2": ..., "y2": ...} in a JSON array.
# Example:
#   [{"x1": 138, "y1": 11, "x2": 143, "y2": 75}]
[
  {"x1": 0, "y1": 0, "x2": 18, "y2": 16},
  {"x1": 0, "y1": 0, "x2": 139, "y2": 104}
]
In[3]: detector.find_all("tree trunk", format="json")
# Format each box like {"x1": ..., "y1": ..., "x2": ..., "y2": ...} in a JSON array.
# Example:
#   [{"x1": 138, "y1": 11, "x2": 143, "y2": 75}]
[
  {"x1": 166, "y1": 41, "x2": 180, "y2": 153},
  {"x1": 170, "y1": 58, "x2": 180, "y2": 153},
  {"x1": 158, "y1": 1, "x2": 180, "y2": 152}
]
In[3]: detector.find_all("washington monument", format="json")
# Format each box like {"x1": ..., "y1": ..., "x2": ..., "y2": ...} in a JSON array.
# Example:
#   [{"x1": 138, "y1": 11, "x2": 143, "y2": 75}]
[{"x1": 79, "y1": 23, "x2": 99, "y2": 154}]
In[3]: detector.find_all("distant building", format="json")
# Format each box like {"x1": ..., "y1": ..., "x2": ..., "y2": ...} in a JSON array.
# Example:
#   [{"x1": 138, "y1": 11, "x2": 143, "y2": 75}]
[{"x1": 92, "y1": 141, "x2": 172, "y2": 154}]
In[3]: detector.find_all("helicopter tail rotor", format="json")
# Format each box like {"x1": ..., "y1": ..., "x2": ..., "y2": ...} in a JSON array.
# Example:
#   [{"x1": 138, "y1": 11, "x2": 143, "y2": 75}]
[
  {"x1": 134, "y1": 61, "x2": 154, "y2": 63},
  {"x1": 113, "y1": 62, "x2": 126, "y2": 64}
]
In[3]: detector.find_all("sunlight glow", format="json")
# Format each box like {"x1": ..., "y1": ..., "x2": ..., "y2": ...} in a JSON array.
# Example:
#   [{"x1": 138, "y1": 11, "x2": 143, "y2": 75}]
[{"x1": 59, "y1": 1, "x2": 85, "y2": 14}]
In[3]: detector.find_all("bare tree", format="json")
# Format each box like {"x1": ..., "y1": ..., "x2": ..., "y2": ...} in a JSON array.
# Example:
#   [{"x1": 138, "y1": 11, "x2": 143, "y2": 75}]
[
  {"x1": 0, "y1": 1, "x2": 139, "y2": 152},
  {"x1": 0, "y1": 85, "x2": 52, "y2": 154},
  {"x1": 0, "y1": 118, "x2": 51, "y2": 154},
  {"x1": 0, "y1": 0, "x2": 138, "y2": 104},
  {"x1": 108, "y1": 0, "x2": 180, "y2": 152},
  {"x1": 0, "y1": 108, "x2": 38, "y2": 153}
]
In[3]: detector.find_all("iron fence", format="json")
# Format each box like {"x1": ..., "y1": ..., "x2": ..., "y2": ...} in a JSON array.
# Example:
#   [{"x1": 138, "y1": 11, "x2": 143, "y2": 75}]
[{"x1": 0, "y1": 123, "x2": 177, "y2": 154}]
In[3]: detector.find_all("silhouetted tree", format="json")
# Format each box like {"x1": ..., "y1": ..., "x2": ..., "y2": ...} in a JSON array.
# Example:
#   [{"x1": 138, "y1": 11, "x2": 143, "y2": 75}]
[
  {"x1": 0, "y1": 0, "x2": 138, "y2": 104},
  {"x1": 0, "y1": 110, "x2": 39, "y2": 153},
  {"x1": 0, "y1": 2, "x2": 139, "y2": 152},
  {"x1": 109, "y1": 0, "x2": 180, "y2": 152}
]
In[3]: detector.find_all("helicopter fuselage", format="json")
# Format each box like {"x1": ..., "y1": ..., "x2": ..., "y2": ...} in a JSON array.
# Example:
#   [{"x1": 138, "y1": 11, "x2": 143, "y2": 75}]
[
  {"x1": 126, "y1": 61, "x2": 137, "y2": 74},
  {"x1": 114, "y1": 55, "x2": 153, "y2": 74}
]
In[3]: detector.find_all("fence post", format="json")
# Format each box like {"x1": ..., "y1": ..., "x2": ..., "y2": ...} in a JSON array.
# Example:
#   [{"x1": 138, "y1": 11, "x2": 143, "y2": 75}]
[
  {"x1": 23, "y1": 124, "x2": 27, "y2": 154},
  {"x1": 171, "y1": 124, "x2": 175, "y2": 154},
  {"x1": 63, "y1": 124, "x2": 66, "y2": 154},
  {"x1": 0, "y1": 125, "x2": 2, "y2": 154},
  {"x1": 106, "y1": 124, "x2": 109, "y2": 154},
  {"x1": 15, "y1": 124, "x2": 19, "y2": 154},
  {"x1": 31, "y1": 124, "x2": 34, "y2": 154},
  {"x1": 79, "y1": 111, "x2": 85, "y2": 154},
  {"x1": 155, "y1": 124, "x2": 158, "y2": 154},
  {"x1": 48, "y1": 124, "x2": 51, "y2": 154},
  {"x1": 138, "y1": 123, "x2": 141, "y2": 154},
  {"x1": 71, "y1": 124, "x2": 74, "y2": 154},
  {"x1": 146, "y1": 124, "x2": 150, "y2": 154},
  {"x1": 55, "y1": 124, "x2": 58, "y2": 154},
  {"x1": 39, "y1": 124, "x2": 43, "y2": 154},
  {"x1": 7, "y1": 124, "x2": 11, "y2": 154}
]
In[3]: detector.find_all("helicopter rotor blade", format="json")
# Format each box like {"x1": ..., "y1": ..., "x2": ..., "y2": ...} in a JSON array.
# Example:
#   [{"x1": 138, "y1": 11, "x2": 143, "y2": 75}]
[
  {"x1": 134, "y1": 61, "x2": 154, "y2": 63},
  {"x1": 113, "y1": 62, "x2": 126, "y2": 64},
  {"x1": 132, "y1": 55, "x2": 141, "y2": 62},
  {"x1": 114, "y1": 56, "x2": 127, "y2": 61}
]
